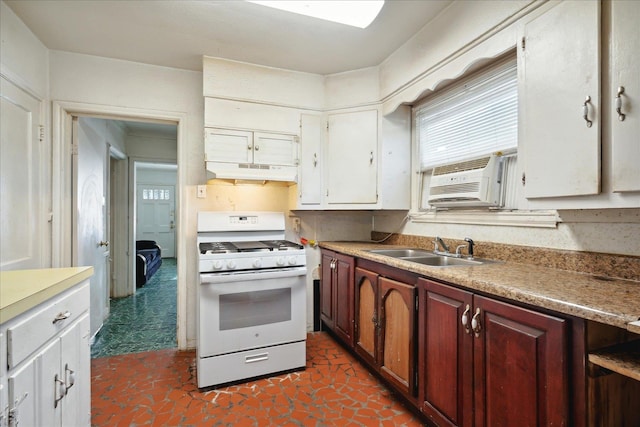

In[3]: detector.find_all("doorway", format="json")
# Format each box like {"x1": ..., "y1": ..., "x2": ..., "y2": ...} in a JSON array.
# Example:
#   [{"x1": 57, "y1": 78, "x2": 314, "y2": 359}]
[{"x1": 53, "y1": 101, "x2": 187, "y2": 351}]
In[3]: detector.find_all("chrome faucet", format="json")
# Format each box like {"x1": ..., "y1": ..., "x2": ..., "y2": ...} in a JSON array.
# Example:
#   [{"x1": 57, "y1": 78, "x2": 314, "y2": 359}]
[
  {"x1": 455, "y1": 238, "x2": 475, "y2": 259},
  {"x1": 434, "y1": 237, "x2": 450, "y2": 254}
]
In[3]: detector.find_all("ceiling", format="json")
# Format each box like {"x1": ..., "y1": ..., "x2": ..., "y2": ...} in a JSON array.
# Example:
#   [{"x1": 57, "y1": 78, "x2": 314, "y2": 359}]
[{"x1": 6, "y1": 0, "x2": 452, "y2": 75}]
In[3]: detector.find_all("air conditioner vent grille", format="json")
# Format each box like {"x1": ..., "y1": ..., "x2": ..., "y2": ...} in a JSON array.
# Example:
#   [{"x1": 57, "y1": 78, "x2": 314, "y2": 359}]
[
  {"x1": 432, "y1": 156, "x2": 491, "y2": 176},
  {"x1": 430, "y1": 182, "x2": 481, "y2": 196}
]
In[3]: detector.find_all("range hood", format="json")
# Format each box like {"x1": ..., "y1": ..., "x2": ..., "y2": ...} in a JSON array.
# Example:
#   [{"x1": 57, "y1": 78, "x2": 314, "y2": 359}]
[{"x1": 205, "y1": 161, "x2": 298, "y2": 183}]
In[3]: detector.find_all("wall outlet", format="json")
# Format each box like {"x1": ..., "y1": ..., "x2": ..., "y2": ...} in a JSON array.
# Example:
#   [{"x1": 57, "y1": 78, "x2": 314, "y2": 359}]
[
  {"x1": 292, "y1": 217, "x2": 301, "y2": 233},
  {"x1": 197, "y1": 185, "x2": 207, "y2": 198}
]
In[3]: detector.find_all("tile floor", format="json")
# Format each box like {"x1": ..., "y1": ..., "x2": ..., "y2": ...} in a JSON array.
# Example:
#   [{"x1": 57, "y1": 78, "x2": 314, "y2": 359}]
[
  {"x1": 90, "y1": 257, "x2": 426, "y2": 425},
  {"x1": 91, "y1": 332, "x2": 426, "y2": 426},
  {"x1": 91, "y1": 258, "x2": 177, "y2": 358}
]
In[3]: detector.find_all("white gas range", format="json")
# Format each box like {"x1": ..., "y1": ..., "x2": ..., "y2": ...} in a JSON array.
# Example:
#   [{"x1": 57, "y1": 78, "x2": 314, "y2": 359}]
[{"x1": 196, "y1": 211, "x2": 307, "y2": 388}]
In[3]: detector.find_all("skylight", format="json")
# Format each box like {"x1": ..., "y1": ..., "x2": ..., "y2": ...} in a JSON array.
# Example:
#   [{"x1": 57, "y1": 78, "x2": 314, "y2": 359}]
[{"x1": 248, "y1": 1, "x2": 385, "y2": 29}]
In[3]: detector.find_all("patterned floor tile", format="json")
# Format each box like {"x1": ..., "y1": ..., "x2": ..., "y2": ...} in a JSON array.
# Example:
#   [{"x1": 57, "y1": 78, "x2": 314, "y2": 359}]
[
  {"x1": 91, "y1": 258, "x2": 177, "y2": 358},
  {"x1": 92, "y1": 332, "x2": 426, "y2": 426}
]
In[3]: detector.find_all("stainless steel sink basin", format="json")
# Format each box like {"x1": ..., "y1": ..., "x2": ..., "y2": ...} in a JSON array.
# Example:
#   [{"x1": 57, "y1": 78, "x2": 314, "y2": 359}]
[
  {"x1": 367, "y1": 248, "x2": 497, "y2": 267},
  {"x1": 367, "y1": 249, "x2": 436, "y2": 258},
  {"x1": 403, "y1": 256, "x2": 483, "y2": 267}
]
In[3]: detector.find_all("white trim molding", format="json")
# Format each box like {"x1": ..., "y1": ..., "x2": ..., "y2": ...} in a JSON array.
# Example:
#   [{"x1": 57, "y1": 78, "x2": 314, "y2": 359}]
[{"x1": 408, "y1": 209, "x2": 560, "y2": 228}]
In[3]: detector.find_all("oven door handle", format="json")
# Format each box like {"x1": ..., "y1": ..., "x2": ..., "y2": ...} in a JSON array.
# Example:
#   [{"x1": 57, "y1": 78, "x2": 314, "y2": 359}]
[{"x1": 200, "y1": 267, "x2": 307, "y2": 284}]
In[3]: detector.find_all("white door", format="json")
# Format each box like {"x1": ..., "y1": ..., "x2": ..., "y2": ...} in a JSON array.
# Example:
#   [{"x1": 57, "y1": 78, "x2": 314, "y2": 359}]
[
  {"x1": 74, "y1": 117, "x2": 109, "y2": 337},
  {"x1": 136, "y1": 184, "x2": 176, "y2": 257},
  {"x1": 0, "y1": 75, "x2": 47, "y2": 270}
]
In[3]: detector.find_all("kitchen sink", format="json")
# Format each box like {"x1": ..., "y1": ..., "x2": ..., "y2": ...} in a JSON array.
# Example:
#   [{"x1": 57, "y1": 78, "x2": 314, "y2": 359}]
[
  {"x1": 366, "y1": 248, "x2": 497, "y2": 267},
  {"x1": 402, "y1": 256, "x2": 483, "y2": 267},
  {"x1": 367, "y1": 249, "x2": 436, "y2": 258}
]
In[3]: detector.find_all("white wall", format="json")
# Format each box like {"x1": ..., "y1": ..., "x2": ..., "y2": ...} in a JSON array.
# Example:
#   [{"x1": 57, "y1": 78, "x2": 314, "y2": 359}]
[{"x1": 49, "y1": 50, "x2": 203, "y2": 348}]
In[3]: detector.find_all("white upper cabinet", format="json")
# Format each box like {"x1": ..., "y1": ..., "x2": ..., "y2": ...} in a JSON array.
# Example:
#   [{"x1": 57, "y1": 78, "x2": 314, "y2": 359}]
[
  {"x1": 205, "y1": 128, "x2": 253, "y2": 164},
  {"x1": 326, "y1": 109, "x2": 378, "y2": 205},
  {"x1": 292, "y1": 107, "x2": 411, "y2": 210},
  {"x1": 611, "y1": 0, "x2": 640, "y2": 193},
  {"x1": 520, "y1": 0, "x2": 601, "y2": 199},
  {"x1": 205, "y1": 128, "x2": 298, "y2": 167},
  {"x1": 298, "y1": 114, "x2": 324, "y2": 206}
]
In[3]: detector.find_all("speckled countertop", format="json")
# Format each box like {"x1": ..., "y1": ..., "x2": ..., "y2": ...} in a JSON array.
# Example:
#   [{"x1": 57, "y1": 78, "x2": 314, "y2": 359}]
[
  {"x1": 320, "y1": 241, "x2": 640, "y2": 333},
  {"x1": 0, "y1": 267, "x2": 94, "y2": 324}
]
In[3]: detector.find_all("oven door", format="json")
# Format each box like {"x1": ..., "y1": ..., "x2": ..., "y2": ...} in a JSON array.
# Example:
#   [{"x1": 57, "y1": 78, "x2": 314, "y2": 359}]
[{"x1": 198, "y1": 267, "x2": 307, "y2": 357}]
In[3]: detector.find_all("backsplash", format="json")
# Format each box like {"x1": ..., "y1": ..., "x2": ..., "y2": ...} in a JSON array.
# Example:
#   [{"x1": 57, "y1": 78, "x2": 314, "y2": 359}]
[{"x1": 371, "y1": 232, "x2": 640, "y2": 282}]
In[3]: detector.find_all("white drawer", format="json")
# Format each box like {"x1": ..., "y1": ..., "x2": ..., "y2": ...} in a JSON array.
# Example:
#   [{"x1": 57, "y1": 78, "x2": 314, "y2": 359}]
[{"x1": 7, "y1": 281, "x2": 89, "y2": 368}]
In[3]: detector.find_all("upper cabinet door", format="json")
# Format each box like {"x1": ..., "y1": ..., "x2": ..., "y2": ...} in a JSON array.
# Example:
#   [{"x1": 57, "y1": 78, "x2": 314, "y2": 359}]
[
  {"x1": 520, "y1": 1, "x2": 601, "y2": 198},
  {"x1": 205, "y1": 128, "x2": 253, "y2": 163},
  {"x1": 253, "y1": 132, "x2": 298, "y2": 166},
  {"x1": 611, "y1": 0, "x2": 640, "y2": 192},
  {"x1": 298, "y1": 114, "x2": 323, "y2": 205},
  {"x1": 326, "y1": 109, "x2": 378, "y2": 204}
]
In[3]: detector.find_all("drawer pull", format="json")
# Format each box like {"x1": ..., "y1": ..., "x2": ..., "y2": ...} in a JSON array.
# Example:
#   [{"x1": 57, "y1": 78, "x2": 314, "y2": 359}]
[
  {"x1": 53, "y1": 311, "x2": 71, "y2": 324},
  {"x1": 245, "y1": 353, "x2": 269, "y2": 364}
]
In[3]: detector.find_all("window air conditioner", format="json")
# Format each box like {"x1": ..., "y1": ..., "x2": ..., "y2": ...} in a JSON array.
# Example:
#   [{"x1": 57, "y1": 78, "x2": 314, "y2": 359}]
[{"x1": 427, "y1": 155, "x2": 503, "y2": 208}]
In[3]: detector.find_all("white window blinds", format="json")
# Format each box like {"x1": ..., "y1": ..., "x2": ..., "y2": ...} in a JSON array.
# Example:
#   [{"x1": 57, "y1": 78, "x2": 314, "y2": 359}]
[{"x1": 416, "y1": 57, "x2": 517, "y2": 171}]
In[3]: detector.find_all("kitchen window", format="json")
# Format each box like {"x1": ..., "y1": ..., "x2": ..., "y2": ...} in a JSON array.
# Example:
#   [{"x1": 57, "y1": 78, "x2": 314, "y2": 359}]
[{"x1": 413, "y1": 55, "x2": 518, "y2": 211}]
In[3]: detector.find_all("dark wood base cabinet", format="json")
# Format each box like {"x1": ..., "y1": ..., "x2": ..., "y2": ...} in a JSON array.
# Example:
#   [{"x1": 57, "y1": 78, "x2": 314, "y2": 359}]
[
  {"x1": 419, "y1": 278, "x2": 571, "y2": 427},
  {"x1": 320, "y1": 250, "x2": 355, "y2": 346},
  {"x1": 320, "y1": 250, "x2": 587, "y2": 427},
  {"x1": 355, "y1": 266, "x2": 417, "y2": 398}
]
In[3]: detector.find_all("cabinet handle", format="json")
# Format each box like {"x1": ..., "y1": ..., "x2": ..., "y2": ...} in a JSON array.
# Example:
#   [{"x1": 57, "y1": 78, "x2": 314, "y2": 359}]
[
  {"x1": 616, "y1": 86, "x2": 626, "y2": 121},
  {"x1": 98, "y1": 240, "x2": 109, "y2": 247},
  {"x1": 248, "y1": 145, "x2": 252, "y2": 150},
  {"x1": 53, "y1": 311, "x2": 71, "y2": 324},
  {"x1": 471, "y1": 307, "x2": 482, "y2": 337},
  {"x1": 369, "y1": 151, "x2": 374, "y2": 165},
  {"x1": 54, "y1": 374, "x2": 66, "y2": 408},
  {"x1": 254, "y1": 145, "x2": 260, "y2": 151},
  {"x1": 8, "y1": 392, "x2": 28, "y2": 427},
  {"x1": 65, "y1": 364, "x2": 76, "y2": 393},
  {"x1": 461, "y1": 304, "x2": 471, "y2": 334},
  {"x1": 582, "y1": 96, "x2": 593, "y2": 128}
]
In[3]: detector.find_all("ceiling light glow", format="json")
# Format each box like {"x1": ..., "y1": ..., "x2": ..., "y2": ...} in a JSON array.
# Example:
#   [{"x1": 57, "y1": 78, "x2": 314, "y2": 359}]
[{"x1": 248, "y1": 1, "x2": 385, "y2": 29}]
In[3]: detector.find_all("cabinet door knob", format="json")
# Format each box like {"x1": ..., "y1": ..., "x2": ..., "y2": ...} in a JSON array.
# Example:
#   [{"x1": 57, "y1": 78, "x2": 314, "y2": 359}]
[
  {"x1": 582, "y1": 96, "x2": 593, "y2": 128},
  {"x1": 461, "y1": 304, "x2": 471, "y2": 334},
  {"x1": 616, "y1": 86, "x2": 626, "y2": 121},
  {"x1": 471, "y1": 307, "x2": 482, "y2": 337}
]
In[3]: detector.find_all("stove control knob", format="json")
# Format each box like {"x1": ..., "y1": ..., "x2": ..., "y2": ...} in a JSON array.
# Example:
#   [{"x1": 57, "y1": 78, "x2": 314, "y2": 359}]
[
  {"x1": 227, "y1": 260, "x2": 237, "y2": 270},
  {"x1": 213, "y1": 260, "x2": 223, "y2": 270},
  {"x1": 288, "y1": 256, "x2": 298, "y2": 266},
  {"x1": 253, "y1": 259, "x2": 262, "y2": 268},
  {"x1": 276, "y1": 257, "x2": 286, "y2": 267}
]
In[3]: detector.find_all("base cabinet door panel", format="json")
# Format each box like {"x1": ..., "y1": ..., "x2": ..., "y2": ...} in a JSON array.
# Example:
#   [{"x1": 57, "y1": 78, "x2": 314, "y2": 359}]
[
  {"x1": 419, "y1": 279, "x2": 473, "y2": 427},
  {"x1": 320, "y1": 250, "x2": 355, "y2": 346},
  {"x1": 418, "y1": 278, "x2": 569, "y2": 427},
  {"x1": 354, "y1": 267, "x2": 379, "y2": 367},
  {"x1": 473, "y1": 295, "x2": 568, "y2": 427},
  {"x1": 379, "y1": 277, "x2": 416, "y2": 396}
]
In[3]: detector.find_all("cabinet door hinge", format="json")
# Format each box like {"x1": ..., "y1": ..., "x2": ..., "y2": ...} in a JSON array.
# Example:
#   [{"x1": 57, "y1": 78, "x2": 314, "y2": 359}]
[
  {"x1": 521, "y1": 36, "x2": 526, "y2": 51},
  {"x1": 521, "y1": 172, "x2": 526, "y2": 186},
  {"x1": 71, "y1": 144, "x2": 78, "y2": 156},
  {"x1": 39, "y1": 125, "x2": 45, "y2": 142}
]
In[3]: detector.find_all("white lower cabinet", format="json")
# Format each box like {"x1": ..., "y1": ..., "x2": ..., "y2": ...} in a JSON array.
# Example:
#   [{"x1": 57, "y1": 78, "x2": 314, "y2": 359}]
[{"x1": 1, "y1": 282, "x2": 90, "y2": 427}]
